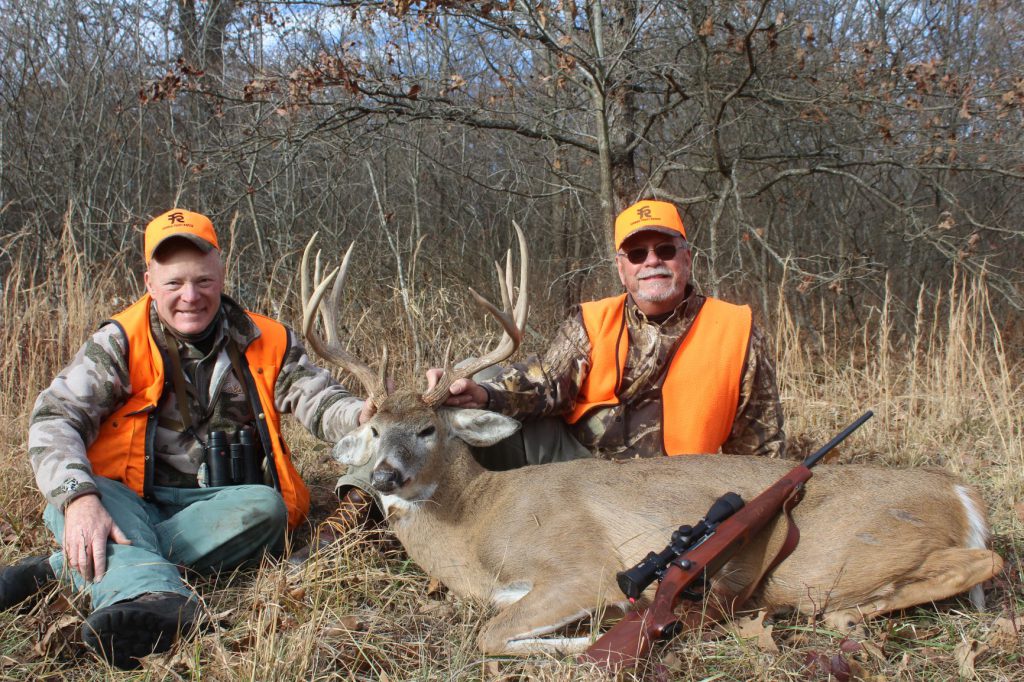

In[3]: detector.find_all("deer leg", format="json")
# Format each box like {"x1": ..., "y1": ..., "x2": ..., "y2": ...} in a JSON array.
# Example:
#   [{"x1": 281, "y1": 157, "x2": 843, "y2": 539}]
[
  {"x1": 822, "y1": 547, "x2": 1003, "y2": 631},
  {"x1": 476, "y1": 581, "x2": 624, "y2": 656}
]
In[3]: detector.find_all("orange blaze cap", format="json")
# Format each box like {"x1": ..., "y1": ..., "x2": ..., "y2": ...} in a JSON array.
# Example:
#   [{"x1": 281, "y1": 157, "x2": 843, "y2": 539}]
[
  {"x1": 144, "y1": 209, "x2": 219, "y2": 263},
  {"x1": 614, "y1": 200, "x2": 687, "y2": 251}
]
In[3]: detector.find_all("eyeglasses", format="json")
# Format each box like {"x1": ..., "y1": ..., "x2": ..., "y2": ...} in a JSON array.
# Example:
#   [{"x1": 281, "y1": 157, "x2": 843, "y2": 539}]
[{"x1": 617, "y1": 242, "x2": 685, "y2": 265}]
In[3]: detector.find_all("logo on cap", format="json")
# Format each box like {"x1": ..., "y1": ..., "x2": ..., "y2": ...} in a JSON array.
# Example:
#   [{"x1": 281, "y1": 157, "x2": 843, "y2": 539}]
[
  {"x1": 166, "y1": 212, "x2": 186, "y2": 227},
  {"x1": 637, "y1": 207, "x2": 653, "y2": 220}
]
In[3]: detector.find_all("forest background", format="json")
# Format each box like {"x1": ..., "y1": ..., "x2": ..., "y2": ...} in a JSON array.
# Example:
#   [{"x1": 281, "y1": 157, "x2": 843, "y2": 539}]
[{"x1": 0, "y1": 0, "x2": 1022, "y2": 679}]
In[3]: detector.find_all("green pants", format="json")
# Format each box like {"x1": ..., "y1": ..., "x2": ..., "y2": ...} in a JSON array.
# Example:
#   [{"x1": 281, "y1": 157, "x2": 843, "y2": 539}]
[
  {"x1": 44, "y1": 476, "x2": 287, "y2": 610},
  {"x1": 335, "y1": 416, "x2": 592, "y2": 505}
]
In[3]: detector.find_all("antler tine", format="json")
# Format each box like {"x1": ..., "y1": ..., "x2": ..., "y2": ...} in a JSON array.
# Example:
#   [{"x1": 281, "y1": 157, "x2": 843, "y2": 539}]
[
  {"x1": 300, "y1": 235, "x2": 388, "y2": 407},
  {"x1": 422, "y1": 222, "x2": 529, "y2": 408},
  {"x1": 300, "y1": 232, "x2": 318, "y2": 316}
]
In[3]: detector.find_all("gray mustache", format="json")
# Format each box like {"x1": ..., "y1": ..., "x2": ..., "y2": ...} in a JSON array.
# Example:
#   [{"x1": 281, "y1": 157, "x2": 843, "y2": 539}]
[{"x1": 637, "y1": 267, "x2": 672, "y2": 280}]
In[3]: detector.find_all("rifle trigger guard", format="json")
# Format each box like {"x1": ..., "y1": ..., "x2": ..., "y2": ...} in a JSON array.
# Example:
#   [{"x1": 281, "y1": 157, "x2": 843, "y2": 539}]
[{"x1": 679, "y1": 588, "x2": 703, "y2": 602}]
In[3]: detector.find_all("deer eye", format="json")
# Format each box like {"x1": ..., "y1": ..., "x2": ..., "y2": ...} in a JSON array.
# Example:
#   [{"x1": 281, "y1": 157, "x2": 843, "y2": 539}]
[
  {"x1": 370, "y1": 426, "x2": 379, "y2": 438},
  {"x1": 418, "y1": 425, "x2": 436, "y2": 438}
]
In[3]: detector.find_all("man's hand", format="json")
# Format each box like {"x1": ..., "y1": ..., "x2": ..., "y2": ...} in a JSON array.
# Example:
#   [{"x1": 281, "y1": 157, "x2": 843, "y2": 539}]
[
  {"x1": 62, "y1": 493, "x2": 131, "y2": 582},
  {"x1": 425, "y1": 368, "x2": 489, "y2": 409}
]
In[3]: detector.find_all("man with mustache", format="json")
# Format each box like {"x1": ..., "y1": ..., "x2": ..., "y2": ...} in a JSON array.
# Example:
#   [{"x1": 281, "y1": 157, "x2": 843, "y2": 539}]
[
  {"x1": 335, "y1": 200, "x2": 783, "y2": 516},
  {"x1": 1, "y1": 209, "x2": 370, "y2": 669}
]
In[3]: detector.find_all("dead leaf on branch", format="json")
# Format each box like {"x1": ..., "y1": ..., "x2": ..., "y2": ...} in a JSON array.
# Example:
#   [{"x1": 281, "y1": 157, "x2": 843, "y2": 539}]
[{"x1": 448, "y1": 74, "x2": 467, "y2": 91}]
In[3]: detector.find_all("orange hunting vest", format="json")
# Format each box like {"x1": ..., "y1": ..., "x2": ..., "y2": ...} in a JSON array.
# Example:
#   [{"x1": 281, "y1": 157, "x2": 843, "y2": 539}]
[
  {"x1": 85, "y1": 295, "x2": 310, "y2": 529},
  {"x1": 566, "y1": 294, "x2": 752, "y2": 455}
]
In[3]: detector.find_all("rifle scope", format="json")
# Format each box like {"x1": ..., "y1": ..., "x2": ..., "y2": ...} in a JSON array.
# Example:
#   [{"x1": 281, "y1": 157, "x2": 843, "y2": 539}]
[{"x1": 616, "y1": 492, "x2": 744, "y2": 601}]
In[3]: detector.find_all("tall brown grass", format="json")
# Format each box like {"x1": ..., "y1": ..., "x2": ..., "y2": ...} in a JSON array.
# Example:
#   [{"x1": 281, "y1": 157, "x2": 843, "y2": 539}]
[{"x1": 1, "y1": 229, "x2": 1020, "y2": 680}]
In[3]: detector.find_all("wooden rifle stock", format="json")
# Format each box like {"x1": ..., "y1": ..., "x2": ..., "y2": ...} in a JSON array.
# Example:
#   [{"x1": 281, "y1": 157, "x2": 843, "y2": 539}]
[{"x1": 579, "y1": 411, "x2": 873, "y2": 670}]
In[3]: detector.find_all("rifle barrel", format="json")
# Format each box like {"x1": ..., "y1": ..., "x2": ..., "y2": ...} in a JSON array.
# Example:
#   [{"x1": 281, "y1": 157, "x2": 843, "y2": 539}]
[{"x1": 801, "y1": 410, "x2": 873, "y2": 469}]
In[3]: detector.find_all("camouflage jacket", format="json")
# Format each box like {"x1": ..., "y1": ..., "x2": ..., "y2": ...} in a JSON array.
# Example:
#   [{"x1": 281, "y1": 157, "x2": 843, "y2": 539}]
[
  {"x1": 482, "y1": 290, "x2": 785, "y2": 459},
  {"x1": 29, "y1": 295, "x2": 364, "y2": 510}
]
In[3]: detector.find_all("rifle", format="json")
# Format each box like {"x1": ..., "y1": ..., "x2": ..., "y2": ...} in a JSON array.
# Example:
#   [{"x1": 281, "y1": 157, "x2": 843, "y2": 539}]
[{"x1": 578, "y1": 411, "x2": 874, "y2": 670}]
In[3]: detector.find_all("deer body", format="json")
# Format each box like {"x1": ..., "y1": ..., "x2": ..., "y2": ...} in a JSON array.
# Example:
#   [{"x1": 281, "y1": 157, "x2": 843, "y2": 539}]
[
  {"x1": 303, "y1": 231, "x2": 1001, "y2": 656},
  {"x1": 335, "y1": 393, "x2": 1003, "y2": 655}
]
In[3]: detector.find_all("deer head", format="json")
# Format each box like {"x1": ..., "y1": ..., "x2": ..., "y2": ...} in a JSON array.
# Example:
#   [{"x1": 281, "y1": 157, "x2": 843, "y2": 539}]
[{"x1": 301, "y1": 225, "x2": 529, "y2": 504}]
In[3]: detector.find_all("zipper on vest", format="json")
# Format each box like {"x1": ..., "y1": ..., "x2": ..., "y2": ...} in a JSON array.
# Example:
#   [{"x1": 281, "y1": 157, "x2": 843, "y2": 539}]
[{"x1": 143, "y1": 408, "x2": 158, "y2": 500}]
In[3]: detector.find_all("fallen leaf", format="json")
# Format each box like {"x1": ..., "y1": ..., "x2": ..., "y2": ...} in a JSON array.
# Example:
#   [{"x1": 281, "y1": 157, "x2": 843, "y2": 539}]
[
  {"x1": 859, "y1": 639, "x2": 887, "y2": 663},
  {"x1": 661, "y1": 651, "x2": 683, "y2": 669},
  {"x1": 985, "y1": 616, "x2": 1020, "y2": 651},
  {"x1": 288, "y1": 585, "x2": 306, "y2": 600},
  {"x1": 426, "y1": 576, "x2": 445, "y2": 598},
  {"x1": 732, "y1": 610, "x2": 779, "y2": 652},
  {"x1": 954, "y1": 637, "x2": 990, "y2": 678},
  {"x1": 417, "y1": 600, "x2": 454, "y2": 618},
  {"x1": 0, "y1": 518, "x2": 16, "y2": 544},
  {"x1": 803, "y1": 651, "x2": 831, "y2": 677},
  {"x1": 829, "y1": 653, "x2": 851, "y2": 681},
  {"x1": 482, "y1": 660, "x2": 500, "y2": 678},
  {"x1": 839, "y1": 637, "x2": 862, "y2": 653},
  {"x1": 890, "y1": 622, "x2": 941, "y2": 642},
  {"x1": 322, "y1": 615, "x2": 365, "y2": 636},
  {"x1": 1014, "y1": 501, "x2": 1024, "y2": 524},
  {"x1": 1, "y1": 655, "x2": 19, "y2": 669},
  {"x1": 33, "y1": 614, "x2": 80, "y2": 657}
]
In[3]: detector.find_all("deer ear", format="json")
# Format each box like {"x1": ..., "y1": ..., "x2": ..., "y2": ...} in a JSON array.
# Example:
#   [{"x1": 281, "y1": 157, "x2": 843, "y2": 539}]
[
  {"x1": 445, "y1": 408, "x2": 521, "y2": 447},
  {"x1": 332, "y1": 427, "x2": 374, "y2": 466}
]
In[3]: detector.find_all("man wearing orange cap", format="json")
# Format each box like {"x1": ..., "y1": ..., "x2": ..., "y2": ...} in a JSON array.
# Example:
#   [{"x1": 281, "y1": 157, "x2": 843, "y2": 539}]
[
  {"x1": 2, "y1": 209, "x2": 370, "y2": 669},
  {"x1": 421, "y1": 199, "x2": 784, "y2": 468}
]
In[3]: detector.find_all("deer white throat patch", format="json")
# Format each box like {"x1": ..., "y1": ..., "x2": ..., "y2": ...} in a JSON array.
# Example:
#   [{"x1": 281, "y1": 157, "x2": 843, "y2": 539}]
[{"x1": 379, "y1": 482, "x2": 437, "y2": 515}]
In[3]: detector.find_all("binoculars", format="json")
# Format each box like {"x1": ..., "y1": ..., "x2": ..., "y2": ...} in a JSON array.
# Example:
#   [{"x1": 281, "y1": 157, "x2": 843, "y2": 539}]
[{"x1": 205, "y1": 427, "x2": 263, "y2": 487}]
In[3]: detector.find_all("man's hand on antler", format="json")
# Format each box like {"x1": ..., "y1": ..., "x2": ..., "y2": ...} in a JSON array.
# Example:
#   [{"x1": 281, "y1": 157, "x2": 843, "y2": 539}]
[{"x1": 425, "y1": 369, "x2": 489, "y2": 409}]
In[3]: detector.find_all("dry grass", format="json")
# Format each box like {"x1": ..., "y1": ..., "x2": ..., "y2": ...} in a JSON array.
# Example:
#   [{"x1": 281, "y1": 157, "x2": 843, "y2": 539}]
[{"x1": 1, "y1": 235, "x2": 1022, "y2": 681}]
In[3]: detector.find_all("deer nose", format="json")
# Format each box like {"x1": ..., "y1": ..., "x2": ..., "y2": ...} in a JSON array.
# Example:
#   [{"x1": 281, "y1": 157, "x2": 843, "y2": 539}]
[{"x1": 371, "y1": 463, "x2": 405, "y2": 493}]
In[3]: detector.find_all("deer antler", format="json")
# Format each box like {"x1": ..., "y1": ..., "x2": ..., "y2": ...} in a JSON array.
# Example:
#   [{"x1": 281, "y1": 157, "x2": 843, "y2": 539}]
[
  {"x1": 301, "y1": 233, "x2": 389, "y2": 408},
  {"x1": 422, "y1": 222, "x2": 529, "y2": 408}
]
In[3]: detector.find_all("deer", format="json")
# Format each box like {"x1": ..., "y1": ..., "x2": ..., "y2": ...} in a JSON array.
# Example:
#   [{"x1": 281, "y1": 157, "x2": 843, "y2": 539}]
[{"x1": 299, "y1": 228, "x2": 1004, "y2": 656}]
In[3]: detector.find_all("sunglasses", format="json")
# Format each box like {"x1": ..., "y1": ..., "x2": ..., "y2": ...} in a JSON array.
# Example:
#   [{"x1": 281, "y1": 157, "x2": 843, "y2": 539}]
[{"x1": 617, "y1": 242, "x2": 684, "y2": 265}]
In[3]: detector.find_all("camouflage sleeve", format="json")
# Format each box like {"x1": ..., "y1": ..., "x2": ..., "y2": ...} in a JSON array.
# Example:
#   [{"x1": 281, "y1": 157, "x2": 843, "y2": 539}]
[
  {"x1": 274, "y1": 329, "x2": 365, "y2": 442},
  {"x1": 721, "y1": 323, "x2": 787, "y2": 458},
  {"x1": 28, "y1": 323, "x2": 132, "y2": 510},
  {"x1": 482, "y1": 309, "x2": 592, "y2": 420}
]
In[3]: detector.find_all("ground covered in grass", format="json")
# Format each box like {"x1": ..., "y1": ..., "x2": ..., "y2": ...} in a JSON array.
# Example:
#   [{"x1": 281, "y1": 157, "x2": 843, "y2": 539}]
[{"x1": 1, "y1": 255, "x2": 1021, "y2": 680}]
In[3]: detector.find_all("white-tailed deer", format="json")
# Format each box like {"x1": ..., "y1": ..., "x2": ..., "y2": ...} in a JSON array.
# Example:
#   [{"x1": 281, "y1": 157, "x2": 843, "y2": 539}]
[{"x1": 301, "y1": 229, "x2": 1003, "y2": 656}]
